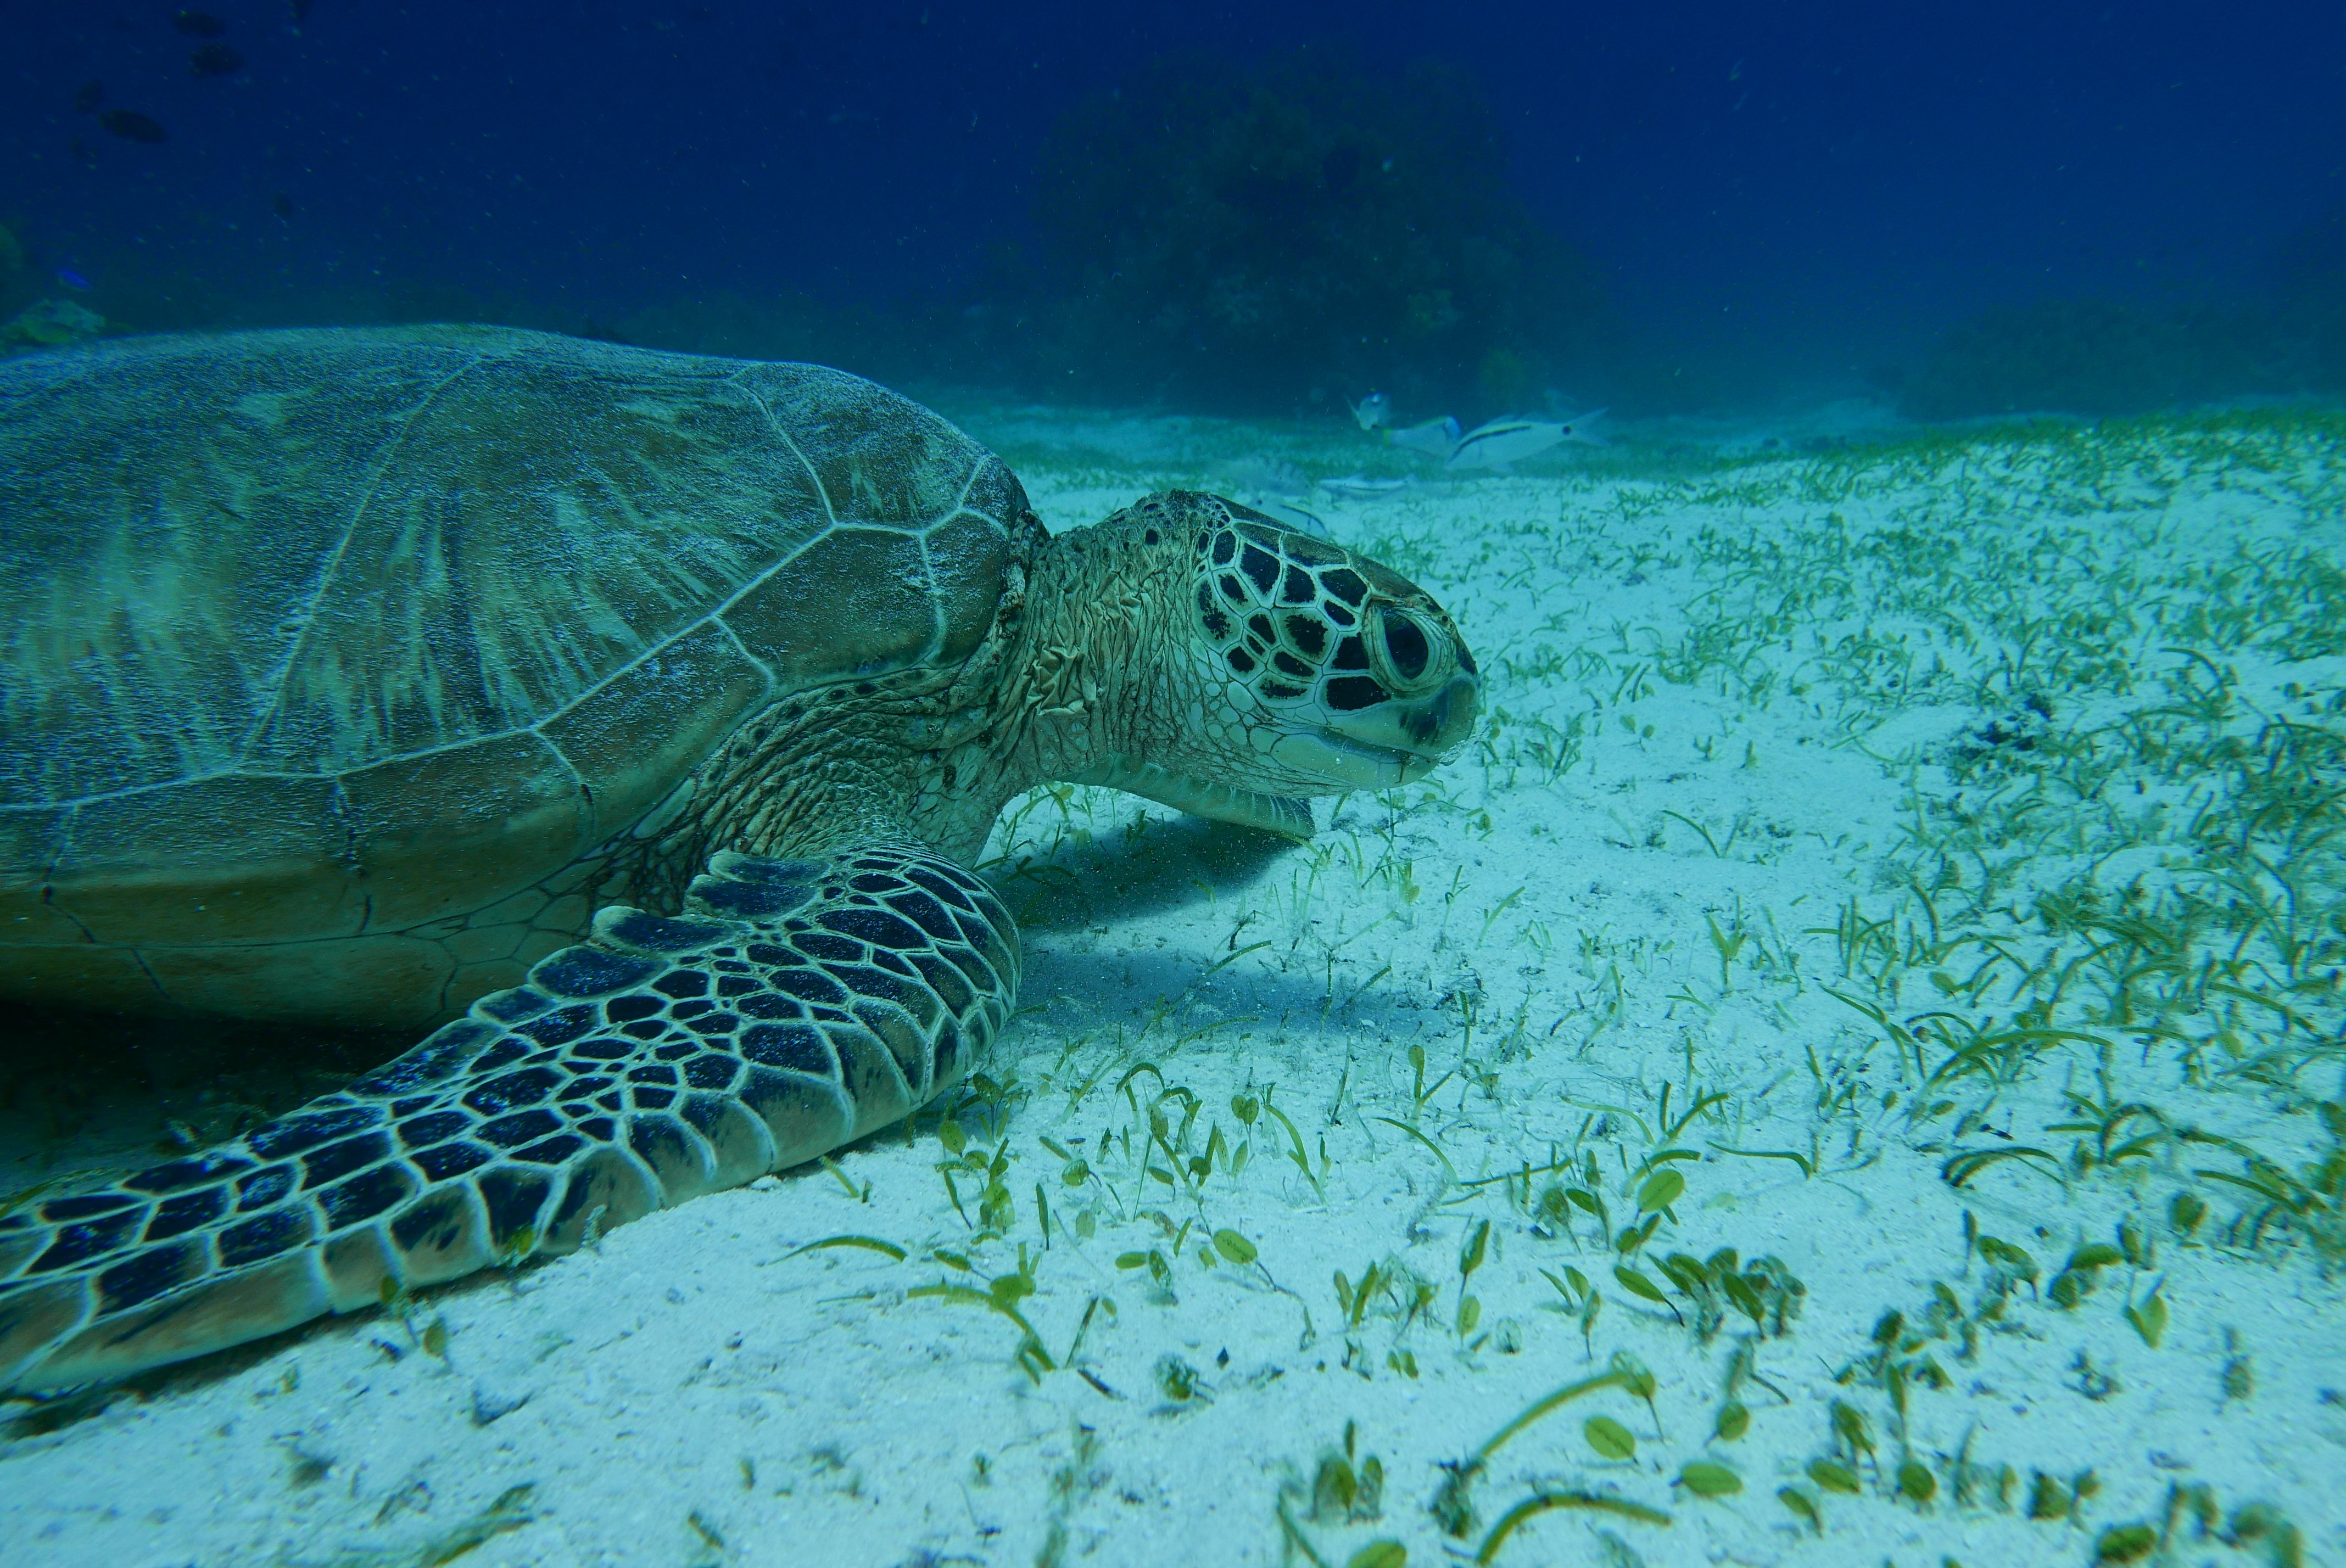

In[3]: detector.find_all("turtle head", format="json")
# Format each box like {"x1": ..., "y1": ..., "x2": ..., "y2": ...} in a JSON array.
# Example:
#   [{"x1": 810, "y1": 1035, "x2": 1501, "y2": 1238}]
[{"x1": 1059, "y1": 493, "x2": 1479, "y2": 838}]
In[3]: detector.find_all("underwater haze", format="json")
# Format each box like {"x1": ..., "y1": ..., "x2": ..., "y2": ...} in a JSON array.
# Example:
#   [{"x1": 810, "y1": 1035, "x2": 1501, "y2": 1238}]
[
  {"x1": 2, "y1": 1, "x2": 2344, "y2": 410},
  {"x1": 4, "y1": 4, "x2": 2346, "y2": 1568}
]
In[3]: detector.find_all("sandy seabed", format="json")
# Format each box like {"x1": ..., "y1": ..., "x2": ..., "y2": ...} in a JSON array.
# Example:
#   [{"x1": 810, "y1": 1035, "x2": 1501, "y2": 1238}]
[{"x1": 4, "y1": 398, "x2": 2343, "y2": 1568}]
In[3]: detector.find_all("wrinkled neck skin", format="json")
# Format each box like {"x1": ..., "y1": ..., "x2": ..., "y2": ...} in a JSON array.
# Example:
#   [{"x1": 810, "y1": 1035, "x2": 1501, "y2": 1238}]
[
  {"x1": 987, "y1": 521, "x2": 1186, "y2": 799},
  {"x1": 635, "y1": 513, "x2": 1191, "y2": 903}
]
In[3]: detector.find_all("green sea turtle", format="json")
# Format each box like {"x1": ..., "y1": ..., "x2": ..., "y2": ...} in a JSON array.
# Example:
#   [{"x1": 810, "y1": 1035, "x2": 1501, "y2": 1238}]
[{"x1": 0, "y1": 326, "x2": 1478, "y2": 1393}]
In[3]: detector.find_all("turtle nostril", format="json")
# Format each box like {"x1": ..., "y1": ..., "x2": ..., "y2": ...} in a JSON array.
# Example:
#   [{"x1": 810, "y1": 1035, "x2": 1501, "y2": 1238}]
[
  {"x1": 1410, "y1": 675, "x2": 1477, "y2": 748},
  {"x1": 1415, "y1": 681, "x2": 1455, "y2": 744},
  {"x1": 1380, "y1": 609, "x2": 1431, "y2": 682}
]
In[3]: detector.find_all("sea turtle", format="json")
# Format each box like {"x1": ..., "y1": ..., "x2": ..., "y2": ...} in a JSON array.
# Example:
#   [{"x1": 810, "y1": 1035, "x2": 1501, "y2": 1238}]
[{"x1": 0, "y1": 326, "x2": 1478, "y2": 1393}]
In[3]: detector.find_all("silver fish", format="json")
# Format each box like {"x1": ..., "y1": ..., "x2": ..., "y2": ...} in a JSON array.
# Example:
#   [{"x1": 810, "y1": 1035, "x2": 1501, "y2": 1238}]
[
  {"x1": 1350, "y1": 391, "x2": 1392, "y2": 430},
  {"x1": 1384, "y1": 415, "x2": 1462, "y2": 457},
  {"x1": 1445, "y1": 408, "x2": 1610, "y2": 472},
  {"x1": 1316, "y1": 473, "x2": 1413, "y2": 501}
]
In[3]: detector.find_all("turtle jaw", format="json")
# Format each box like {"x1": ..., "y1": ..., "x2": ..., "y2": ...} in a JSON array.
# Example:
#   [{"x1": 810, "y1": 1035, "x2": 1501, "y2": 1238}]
[
  {"x1": 1069, "y1": 754, "x2": 1317, "y2": 839},
  {"x1": 1270, "y1": 670, "x2": 1481, "y2": 792}
]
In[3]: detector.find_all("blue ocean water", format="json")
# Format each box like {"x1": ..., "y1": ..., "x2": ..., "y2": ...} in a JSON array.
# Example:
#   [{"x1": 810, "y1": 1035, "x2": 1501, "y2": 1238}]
[
  {"x1": 3, "y1": 1, "x2": 2341, "y2": 411},
  {"x1": 5, "y1": 7, "x2": 2346, "y2": 1567}
]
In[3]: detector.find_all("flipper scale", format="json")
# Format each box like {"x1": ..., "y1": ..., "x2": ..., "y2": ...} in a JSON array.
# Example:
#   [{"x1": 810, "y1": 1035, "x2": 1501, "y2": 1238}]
[{"x1": 0, "y1": 844, "x2": 1016, "y2": 1394}]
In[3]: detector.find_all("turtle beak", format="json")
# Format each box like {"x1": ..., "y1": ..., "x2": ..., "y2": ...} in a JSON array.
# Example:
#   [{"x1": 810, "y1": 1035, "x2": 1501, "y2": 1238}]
[
  {"x1": 1407, "y1": 671, "x2": 1481, "y2": 758},
  {"x1": 1277, "y1": 668, "x2": 1479, "y2": 789},
  {"x1": 1333, "y1": 602, "x2": 1479, "y2": 772}
]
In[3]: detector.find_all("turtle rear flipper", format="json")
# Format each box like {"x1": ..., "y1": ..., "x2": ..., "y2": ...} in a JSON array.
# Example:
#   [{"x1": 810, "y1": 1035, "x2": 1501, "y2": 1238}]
[{"x1": 0, "y1": 845, "x2": 1016, "y2": 1395}]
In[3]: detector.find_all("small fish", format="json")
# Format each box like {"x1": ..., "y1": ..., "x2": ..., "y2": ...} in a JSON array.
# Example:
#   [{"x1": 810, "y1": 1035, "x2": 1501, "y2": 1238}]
[
  {"x1": 1316, "y1": 474, "x2": 1412, "y2": 501},
  {"x1": 291, "y1": 0, "x2": 314, "y2": 22},
  {"x1": 174, "y1": 9, "x2": 228, "y2": 38},
  {"x1": 1570, "y1": 408, "x2": 1610, "y2": 444},
  {"x1": 1349, "y1": 391, "x2": 1391, "y2": 431},
  {"x1": 1384, "y1": 415, "x2": 1461, "y2": 457},
  {"x1": 189, "y1": 42, "x2": 245, "y2": 76},
  {"x1": 1445, "y1": 409, "x2": 1610, "y2": 473},
  {"x1": 1445, "y1": 419, "x2": 1556, "y2": 471},
  {"x1": 55, "y1": 268, "x2": 93, "y2": 290},
  {"x1": 99, "y1": 109, "x2": 167, "y2": 144},
  {"x1": 271, "y1": 192, "x2": 296, "y2": 220},
  {"x1": 73, "y1": 80, "x2": 104, "y2": 113}
]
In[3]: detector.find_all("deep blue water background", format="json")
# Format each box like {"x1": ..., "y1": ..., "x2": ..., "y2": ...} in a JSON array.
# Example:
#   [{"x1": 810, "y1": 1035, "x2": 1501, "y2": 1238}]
[{"x1": 3, "y1": 0, "x2": 2342, "y2": 410}]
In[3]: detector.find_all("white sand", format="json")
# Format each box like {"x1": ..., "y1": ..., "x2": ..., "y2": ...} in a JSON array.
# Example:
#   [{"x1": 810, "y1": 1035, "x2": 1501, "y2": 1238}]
[{"x1": 5, "y1": 406, "x2": 2343, "y2": 1568}]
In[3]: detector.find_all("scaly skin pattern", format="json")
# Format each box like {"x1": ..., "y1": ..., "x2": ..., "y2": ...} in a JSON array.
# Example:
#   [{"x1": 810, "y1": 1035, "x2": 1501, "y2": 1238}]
[{"x1": 0, "y1": 491, "x2": 1478, "y2": 1393}]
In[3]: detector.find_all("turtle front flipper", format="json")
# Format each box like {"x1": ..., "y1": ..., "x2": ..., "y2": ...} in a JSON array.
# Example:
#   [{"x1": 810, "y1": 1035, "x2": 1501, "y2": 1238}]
[{"x1": 0, "y1": 845, "x2": 1017, "y2": 1395}]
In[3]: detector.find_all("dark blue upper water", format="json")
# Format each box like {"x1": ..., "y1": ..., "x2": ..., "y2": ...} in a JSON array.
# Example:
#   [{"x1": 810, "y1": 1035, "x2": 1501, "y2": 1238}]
[{"x1": 2, "y1": 0, "x2": 2341, "y2": 416}]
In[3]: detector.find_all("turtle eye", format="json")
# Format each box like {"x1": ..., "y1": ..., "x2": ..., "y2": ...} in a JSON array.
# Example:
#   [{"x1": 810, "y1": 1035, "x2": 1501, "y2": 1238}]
[
  {"x1": 1368, "y1": 606, "x2": 1447, "y2": 693},
  {"x1": 1379, "y1": 608, "x2": 1431, "y2": 681}
]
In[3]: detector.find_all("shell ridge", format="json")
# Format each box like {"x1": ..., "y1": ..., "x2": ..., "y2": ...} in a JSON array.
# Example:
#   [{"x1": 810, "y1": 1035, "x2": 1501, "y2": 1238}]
[
  {"x1": 708, "y1": 615, "x2": 778, "y2": 688},
  {"x1": 738, "y1": 385, "x2": 839, "y2": 531},
  {"x1": 529, "y1": 612, "x2": 736, "y2": 731},
  {"x1": 234, "y1": 350, "x2": 499, "y2": 767}
]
